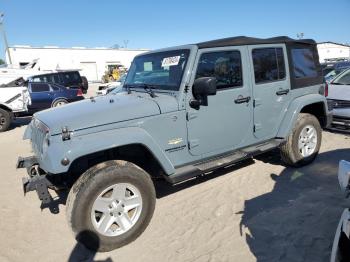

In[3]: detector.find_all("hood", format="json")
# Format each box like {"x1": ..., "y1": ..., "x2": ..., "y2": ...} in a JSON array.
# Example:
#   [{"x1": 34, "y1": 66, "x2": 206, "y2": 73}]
[
  {"x1": 34, "y1": 92, "x2": 178, "y2": 135},
  {"x1": 328, "y1": 84, "x2": 350, "y2": 100}
]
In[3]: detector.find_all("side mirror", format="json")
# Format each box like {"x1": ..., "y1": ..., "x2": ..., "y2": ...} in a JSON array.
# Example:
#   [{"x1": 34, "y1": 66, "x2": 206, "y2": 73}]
[{"x1": 190, "y1": 77, "x2": 217, "y2": 109}]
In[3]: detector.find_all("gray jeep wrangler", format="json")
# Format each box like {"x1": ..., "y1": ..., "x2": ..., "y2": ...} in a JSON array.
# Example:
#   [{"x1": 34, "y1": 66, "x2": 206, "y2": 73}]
[{"x1": 17, "y1": 36, "x2": 332, "y2": 252}]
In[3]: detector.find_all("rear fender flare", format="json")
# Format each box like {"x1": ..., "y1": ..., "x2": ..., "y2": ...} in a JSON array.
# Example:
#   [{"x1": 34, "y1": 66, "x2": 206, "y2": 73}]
[{"x1": 276, "y1": 94, "x2": 328, "y2": 138}]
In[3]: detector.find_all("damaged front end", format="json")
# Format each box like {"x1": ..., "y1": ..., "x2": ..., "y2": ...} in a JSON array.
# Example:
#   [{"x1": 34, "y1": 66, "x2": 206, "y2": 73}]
[
  {"x1": 18, "y1": 119, "x2": 68, "y2": 213},
  {"x1": 17, "y1": 156, "x2": 53, "y2": 205}
]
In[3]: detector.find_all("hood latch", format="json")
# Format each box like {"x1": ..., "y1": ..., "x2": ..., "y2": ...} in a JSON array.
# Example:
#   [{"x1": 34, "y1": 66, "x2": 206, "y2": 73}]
[{"x1": 62, "y1": 126, "x2": 71, "y2": 141}]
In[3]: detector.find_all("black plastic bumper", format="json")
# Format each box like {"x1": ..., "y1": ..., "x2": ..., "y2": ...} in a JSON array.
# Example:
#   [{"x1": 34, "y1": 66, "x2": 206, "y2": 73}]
[
  {"x1": 326, "y1": 111, "x2": 333, "y2": 128},
  {"x1": 17, "y1": 156, "x2": 53, "y2": 205}
]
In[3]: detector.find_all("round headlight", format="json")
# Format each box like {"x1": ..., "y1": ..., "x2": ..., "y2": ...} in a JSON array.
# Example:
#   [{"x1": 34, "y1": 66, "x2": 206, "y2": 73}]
[{"x1": 338, "y1": 160, "x2": 350, "y2": 193}]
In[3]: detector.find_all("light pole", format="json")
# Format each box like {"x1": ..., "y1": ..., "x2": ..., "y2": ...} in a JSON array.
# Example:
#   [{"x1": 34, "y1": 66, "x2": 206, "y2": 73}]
[{"x1": 0, "y1": 13, "x2": 12, "y2": 65}]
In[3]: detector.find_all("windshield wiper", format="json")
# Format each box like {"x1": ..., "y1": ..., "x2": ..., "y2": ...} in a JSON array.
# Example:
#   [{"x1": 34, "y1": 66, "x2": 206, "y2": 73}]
[
  {"x1": 141, "y1": 84, "x2": 158, "y2": 98},
  {"x1": 124, "y1": 84, "x2": 135, "y2": 94},
  {"x1": 124, "y1": 83, "x2": 158, "y2": 98}
]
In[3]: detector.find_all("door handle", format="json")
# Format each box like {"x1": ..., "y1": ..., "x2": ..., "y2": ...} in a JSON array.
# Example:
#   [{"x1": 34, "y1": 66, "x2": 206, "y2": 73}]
[
  {"x1": 276, "y1": 89, "x2": 289, "y2": 96},
  {"x1": 234, "y1": 96, "x2": 251, "y2": 104}
]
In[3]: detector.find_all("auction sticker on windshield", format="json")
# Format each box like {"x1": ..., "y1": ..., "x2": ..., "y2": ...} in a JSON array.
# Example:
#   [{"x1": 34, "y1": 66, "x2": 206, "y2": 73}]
[{"x1": 162, "y1": 56, "x2": 180, "y2": 67}]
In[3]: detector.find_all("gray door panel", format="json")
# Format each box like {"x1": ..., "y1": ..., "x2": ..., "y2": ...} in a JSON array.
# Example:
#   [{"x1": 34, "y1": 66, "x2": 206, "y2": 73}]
[
  {"x1": 248, "y1": 44, "x2": 292, "y2": 139},
  {"x1": 187, "y1": 46, "x2": 253, "y2": 156}
]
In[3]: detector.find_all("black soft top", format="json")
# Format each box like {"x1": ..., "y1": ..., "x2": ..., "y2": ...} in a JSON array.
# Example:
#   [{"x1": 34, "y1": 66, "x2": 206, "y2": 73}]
[{"x1": 196, "y1": 36, "x2": 316, "y2": 49}]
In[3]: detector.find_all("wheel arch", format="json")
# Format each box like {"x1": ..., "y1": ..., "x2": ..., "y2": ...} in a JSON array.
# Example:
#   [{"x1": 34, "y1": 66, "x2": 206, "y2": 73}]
[
  {"x1": 276, "y1": 94, "x2": 328, "y2": 138},
  {"x1": 67, "y1": 143, "x2": 169, "y2": 184},
  {"x1": 51, "y1": 97, "x2": 69, "y2": 107}
]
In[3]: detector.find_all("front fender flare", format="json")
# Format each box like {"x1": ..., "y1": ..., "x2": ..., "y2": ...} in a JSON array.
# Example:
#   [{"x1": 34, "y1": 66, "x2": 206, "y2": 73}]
[{"x1": 43, "y1": 126, "x2": 175, "y2": 175}]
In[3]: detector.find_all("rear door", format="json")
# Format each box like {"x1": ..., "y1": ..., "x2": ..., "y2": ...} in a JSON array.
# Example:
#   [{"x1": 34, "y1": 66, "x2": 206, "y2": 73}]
[
  {"x1": 248, "y1": 45, "x2": 291, "y2": 139},
  {"x1": 187, "y1": 46, "x2": 253, "y2": 156}
]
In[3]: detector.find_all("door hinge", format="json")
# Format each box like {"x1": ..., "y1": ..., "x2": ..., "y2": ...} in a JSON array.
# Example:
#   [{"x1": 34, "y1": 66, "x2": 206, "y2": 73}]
[
  {"x1": 254, "y1": 124, "x2": 262, "y2": 133},
  {"x1": 188, "y1": 139, "x2": 199, "y2": 149},
  {"x1": 186, "y1": 112, "x2": 198, "y2": 121}
]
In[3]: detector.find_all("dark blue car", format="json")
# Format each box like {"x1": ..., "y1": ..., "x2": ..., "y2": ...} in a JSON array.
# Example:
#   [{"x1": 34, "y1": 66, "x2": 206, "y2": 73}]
[{"x1": 27, "y1": 82, "x2": 84, "y2": 114}]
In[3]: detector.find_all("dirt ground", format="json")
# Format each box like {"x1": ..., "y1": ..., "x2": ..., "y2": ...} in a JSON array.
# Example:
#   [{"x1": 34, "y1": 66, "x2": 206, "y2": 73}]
[{"x1": 0, "y1": 84, "x2": 349, "y2": 262}]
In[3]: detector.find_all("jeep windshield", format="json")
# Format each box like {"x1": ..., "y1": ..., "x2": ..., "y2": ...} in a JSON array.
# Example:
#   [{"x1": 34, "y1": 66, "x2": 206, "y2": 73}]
[{"x1": 124, "y1": 49, "x2": 190, "y2": 91}]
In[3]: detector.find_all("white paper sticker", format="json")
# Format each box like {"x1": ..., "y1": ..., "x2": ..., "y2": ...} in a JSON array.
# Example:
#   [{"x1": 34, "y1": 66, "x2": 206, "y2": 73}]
[{"x1": 162, "y1": 56, "x2": 180, "y2": 67}]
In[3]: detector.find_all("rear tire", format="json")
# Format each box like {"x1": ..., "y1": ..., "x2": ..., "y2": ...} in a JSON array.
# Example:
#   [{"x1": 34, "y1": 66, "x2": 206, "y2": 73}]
[
  {"x1": 0, "y1": 108, "x2": 11, "y2": 132},
  {"x1": 280, "y1": 113, "x2": 322, "y2": 167},
  {"x1": 66, "y1": 160, "x2": 156, "y2": 252},
  {"x1": 52, "y1": 99, "x2": 68, "y2": 107}
]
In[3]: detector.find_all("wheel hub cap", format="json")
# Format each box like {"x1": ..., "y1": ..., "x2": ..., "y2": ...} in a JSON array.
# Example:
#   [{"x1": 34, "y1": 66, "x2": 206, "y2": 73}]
[
  {"x1": 91, "y1": 183, "x2": 143, "y2": 237},
  {"x1": 298, "y1": 125, "x2": 317, "y2": 157}
]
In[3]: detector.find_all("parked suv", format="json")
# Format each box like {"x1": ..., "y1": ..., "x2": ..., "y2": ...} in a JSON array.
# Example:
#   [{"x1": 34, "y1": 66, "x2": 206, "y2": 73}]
[
  {"x1": 27, "y1": 82, "x2": 85, "y2": 114},
  {"x1": 29, "y1": 71, "x2": 89, "y2": 94},
  {"x1": 17, "y1": 36, "x2": 331, "y2": 252}
]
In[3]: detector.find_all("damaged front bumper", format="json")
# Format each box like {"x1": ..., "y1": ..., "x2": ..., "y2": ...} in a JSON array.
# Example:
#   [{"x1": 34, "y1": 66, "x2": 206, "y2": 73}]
[{"x1": 17, "y1": 156, "x2": 54, "y2": 205}]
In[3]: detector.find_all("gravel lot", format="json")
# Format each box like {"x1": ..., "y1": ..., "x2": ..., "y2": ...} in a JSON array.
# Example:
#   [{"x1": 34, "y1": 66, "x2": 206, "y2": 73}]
[{"x1": 0, "y1": 84, "x2": 349, "y2": 262}]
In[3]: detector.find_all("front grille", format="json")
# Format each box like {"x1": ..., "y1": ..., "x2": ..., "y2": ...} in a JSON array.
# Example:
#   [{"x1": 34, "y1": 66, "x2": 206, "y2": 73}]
[
  {"x1": 30, "y1": 119, "x2": 48, "y2": 156},
  {"x1": 328, "y1": 99, "x2": 350, "y2": 109}
]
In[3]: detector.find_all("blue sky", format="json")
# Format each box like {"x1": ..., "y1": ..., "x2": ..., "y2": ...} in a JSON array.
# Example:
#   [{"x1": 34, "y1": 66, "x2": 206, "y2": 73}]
[{"x1": 0, "y1": 0, "x2": 349, "y2": 60}]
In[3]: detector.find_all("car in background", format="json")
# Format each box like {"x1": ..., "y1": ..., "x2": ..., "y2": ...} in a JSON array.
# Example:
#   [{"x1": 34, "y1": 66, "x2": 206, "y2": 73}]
[
  {"x1": 327, "y1": 68, "x2": 350, "y2": 131},
  {"x1": 96, "y1": 74, "x2": 126, "y2": 95},
  {"x1": 0, "y1": 83, "x2": 30, "y2": 132},
  {"x1": 323, "y1": 61, "x2": 350, "y2": 82},
  {"x1": 27, "y1": 82, "x2": 84, "y2": 114},
  {"x1": 28, "y1": 71, "x2": 89, "y2": 94}
]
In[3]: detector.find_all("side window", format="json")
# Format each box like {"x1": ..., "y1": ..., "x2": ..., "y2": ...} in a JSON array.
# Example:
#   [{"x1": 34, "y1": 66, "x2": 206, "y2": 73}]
[
  {"x1": 50, "y1": 83, "x2": 60, "y2": 91},
  {"x1": 252, "y1": 48, "x2": 286, "y2": 84},
  {"x1": 333, "y1": 70, "x2": 350, "y2": 85},
  {"x1": 30, "y1": 83, "x2": 50, "y2": 92},
  {"x1": 32, "y1": 76, "x2": 42, "y2": 82},
  {"x1": 195, "y1": 50, "x2": 243, "y2": 90},
  {"x1": 61, "y1": 72, "x2": 81, "y2": 85},
  {"x1": 291, "y1": 48, "x2": 318, "y2": 78}
]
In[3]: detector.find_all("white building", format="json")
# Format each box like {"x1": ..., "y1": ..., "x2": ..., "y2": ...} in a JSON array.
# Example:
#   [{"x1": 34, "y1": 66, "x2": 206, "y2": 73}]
[
  {"x1": 5, "y1": 46, "x2": 149, "y2": 82},
  {"x1": 317, "y1": 42, "x2": 350, "y2": 63}
]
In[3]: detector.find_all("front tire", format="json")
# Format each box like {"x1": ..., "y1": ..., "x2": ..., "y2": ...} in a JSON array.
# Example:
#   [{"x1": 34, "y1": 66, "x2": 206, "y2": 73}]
[
  {"x1": 66, "y1": 160, "x2": 156, "y2": 252},
  {"x1": 280, "y1": 113, "x2": 322, "y2": 167},
  {"x1": 0, "y1": 108, "x2": 11, "y2": 132}
]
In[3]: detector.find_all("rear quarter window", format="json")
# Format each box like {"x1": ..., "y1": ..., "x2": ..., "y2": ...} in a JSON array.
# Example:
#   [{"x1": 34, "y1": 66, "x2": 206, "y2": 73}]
[
  {"x1": 291, "y1": 48, "x2": 318, "y2": 78},
  {"x1": 61, "y1": 72, "x2": 81, "y2": 85}
]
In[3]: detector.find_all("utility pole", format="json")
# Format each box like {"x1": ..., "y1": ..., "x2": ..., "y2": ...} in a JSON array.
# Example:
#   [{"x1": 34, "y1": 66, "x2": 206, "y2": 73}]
[
  {"x1": 123, "y1": 40, "x2": 129, "y2": 49},
  {"x1": 0, "y1": 13, "x2": 12, "y2": 65},
  {"x1": 297, "y1": 33, "x2": 304, "y2": 39}
]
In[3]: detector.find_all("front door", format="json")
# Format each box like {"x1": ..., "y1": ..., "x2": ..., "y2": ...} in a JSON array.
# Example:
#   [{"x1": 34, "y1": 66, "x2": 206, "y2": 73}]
[
  {"x1": 187, "y1": 46, "x2": 253, "y2": 156},
  {"x1": 248, "y1": 44, "x2": 292, "y2": 139}
]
